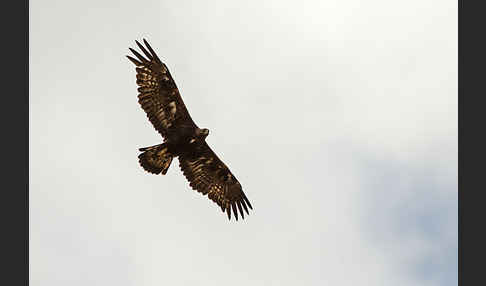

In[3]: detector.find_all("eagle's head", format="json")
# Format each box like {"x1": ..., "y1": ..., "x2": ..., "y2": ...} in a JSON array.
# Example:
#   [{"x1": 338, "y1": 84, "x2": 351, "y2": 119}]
[{"x1": 196, "y1": 128, "x2": 209, "y2": 139}]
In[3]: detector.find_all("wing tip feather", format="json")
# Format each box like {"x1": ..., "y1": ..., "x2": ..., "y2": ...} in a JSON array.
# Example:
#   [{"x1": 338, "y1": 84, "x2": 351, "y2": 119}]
[
  {"x1": 142, "y1": 38, "x2": 162, "y2": 63},
  {"x1": 136, "y1": 40, "x2": 153, "y2": 60},
  {"x1": 129, "y1": 47, "x2": 148, "y2": 63},
  {"x1": 126, "y1": 55, "x2": 142, "y2": 66}
]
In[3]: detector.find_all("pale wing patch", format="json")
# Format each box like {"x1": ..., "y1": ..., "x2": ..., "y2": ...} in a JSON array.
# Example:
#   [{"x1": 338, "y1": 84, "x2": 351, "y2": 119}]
[{"x1": 169, "y1": 101, "x2": 177, "y2": 115}]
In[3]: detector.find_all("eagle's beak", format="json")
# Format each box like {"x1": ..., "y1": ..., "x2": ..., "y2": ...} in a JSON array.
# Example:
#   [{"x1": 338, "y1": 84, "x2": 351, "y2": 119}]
[{"x1": 196, "y1": 128, "x2": 209, "y2": 137}]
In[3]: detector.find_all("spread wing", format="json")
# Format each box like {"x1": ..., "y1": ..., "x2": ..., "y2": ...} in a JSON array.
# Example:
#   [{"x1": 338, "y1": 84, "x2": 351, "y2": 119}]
[
  {"x1": 179, "y1": 143, "x2": 253, "y2": 221},
  {"x1": 127, "y1": 39, "x2": 196, "y2": 138}
]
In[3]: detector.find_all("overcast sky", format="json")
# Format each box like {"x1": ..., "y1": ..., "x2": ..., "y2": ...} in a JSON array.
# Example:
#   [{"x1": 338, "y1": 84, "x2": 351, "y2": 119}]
[{"x1": 30, "y1": 1, "x2": 457, "y2": 285}]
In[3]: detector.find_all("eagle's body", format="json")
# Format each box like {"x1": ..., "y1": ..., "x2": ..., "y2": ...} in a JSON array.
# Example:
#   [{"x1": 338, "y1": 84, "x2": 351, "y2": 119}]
[{"x1": 127, "y1": 39, "x2": 252, "y2": 221}]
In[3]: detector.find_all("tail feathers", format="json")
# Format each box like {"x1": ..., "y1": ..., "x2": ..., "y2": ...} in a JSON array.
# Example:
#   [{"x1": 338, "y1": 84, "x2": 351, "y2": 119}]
[{"x1": 138, "y1": 143, "x2": 173, "y2": 175}]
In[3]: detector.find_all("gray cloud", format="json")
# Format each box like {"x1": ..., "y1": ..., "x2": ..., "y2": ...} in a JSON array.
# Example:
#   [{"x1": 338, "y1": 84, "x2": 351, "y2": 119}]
[{"x1": 354, "y1": 153, "x2": 457, "y2": 286}]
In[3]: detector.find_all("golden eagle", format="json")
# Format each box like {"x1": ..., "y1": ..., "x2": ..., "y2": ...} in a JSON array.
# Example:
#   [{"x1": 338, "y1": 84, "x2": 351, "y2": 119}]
[{"x1": 127, "y1": 39, "x2": 252, "y2": 221}]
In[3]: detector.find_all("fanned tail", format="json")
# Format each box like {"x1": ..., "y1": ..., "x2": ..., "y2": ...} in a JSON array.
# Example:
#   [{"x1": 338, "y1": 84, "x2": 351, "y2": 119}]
[{"x1": 138, "y1": 143, "x2": 173, "y2": 175}]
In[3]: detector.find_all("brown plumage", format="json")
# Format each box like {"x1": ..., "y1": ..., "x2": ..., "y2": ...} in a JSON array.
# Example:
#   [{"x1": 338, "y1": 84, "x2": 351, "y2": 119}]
[{"x1": 127, "y1": 39, "x2": 252, "y2": 221}]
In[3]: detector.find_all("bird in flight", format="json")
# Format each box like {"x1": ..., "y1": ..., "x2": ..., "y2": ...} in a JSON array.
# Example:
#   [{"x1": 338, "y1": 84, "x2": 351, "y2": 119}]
[{"x1": 127, "y1": 39, "x2": 252, "y2": 221}]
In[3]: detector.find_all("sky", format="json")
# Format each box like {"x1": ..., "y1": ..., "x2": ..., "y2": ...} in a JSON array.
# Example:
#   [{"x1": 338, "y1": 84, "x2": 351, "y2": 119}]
[{"x1": 30, "y1": 1, "x2": 457, "y2": 285}]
